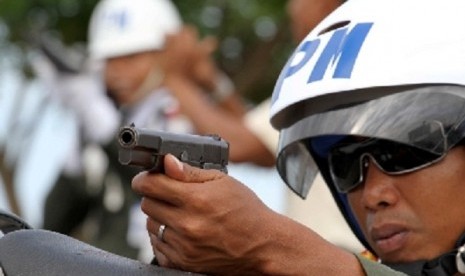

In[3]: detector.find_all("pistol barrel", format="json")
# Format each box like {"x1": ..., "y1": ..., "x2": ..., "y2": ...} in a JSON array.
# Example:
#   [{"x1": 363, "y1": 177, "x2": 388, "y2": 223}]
[
  {"x1": 117, "y1": 125, "x2": 229, "y2": 173},
  {"x1": 118, "y1": 127, "x2": 137, "y2": 148}
]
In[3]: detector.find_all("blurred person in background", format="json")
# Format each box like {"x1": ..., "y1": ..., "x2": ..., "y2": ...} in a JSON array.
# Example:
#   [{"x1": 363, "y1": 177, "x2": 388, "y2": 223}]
[
  {"x1": 137, "y1": 0, "x2": 363, "y2": 254},
  {"x1": 42, "y1": 0, "x2": 250, "y2": 262}
]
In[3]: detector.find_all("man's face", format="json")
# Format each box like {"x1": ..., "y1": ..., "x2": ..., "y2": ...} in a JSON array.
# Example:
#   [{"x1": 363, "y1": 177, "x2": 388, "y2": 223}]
[
  {"x1": 104, "y1": 51, "x2": 159, "y2": 106},
  {"x1": 286, "y1": 0, "x2": 342, "y2": 42},
  {"x1": 347, "y1": 146, "x2": 465, "y2": 263}
]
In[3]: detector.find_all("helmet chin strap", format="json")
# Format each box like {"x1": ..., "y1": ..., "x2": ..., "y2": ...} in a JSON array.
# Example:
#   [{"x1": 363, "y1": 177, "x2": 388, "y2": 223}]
[
  {"x1": 121, "y1": 65, "x2": 164, "y2": 108},
  {"x1": 384, "y1": 233, "x2": 465, "y2": 276},
  {"x1": 456, "y1": 244, "x2": 465, "y2": 274},
  {"x1": 134, "y1": 65, "x2": 164, "y2": 100}
]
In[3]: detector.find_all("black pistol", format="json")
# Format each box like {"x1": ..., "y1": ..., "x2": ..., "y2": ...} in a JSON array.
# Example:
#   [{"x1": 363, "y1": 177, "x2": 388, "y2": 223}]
[{"x1": 117, "y1": 125, "x2": 229, "y2": 173}]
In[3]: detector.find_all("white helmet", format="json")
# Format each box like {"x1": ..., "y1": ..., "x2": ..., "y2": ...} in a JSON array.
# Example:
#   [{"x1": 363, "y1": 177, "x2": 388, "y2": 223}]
[
  {"x1": 88, "y1": 0, "x2": 182, "y2": 59},
  {"x1": 270, "y1": 0, "x2": 465, "y2": 253},
  {"x1": 271, "y1": 0, "x2": 465, "y2": 129}
]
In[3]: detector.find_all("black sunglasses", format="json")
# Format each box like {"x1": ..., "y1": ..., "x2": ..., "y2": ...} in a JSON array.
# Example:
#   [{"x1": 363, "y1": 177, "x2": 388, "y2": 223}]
[{"x1": 328, "y1": 138, "x2": 446, "y2": 193}]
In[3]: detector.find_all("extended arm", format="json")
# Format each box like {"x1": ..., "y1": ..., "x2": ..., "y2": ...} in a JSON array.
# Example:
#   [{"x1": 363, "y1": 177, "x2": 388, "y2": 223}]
[
  {"x1": 160, "y1": 27, "x2": 275, "y2": 167},
  {"x1": 164, "y1": 75, "x2": 276, "y2": 167},
  {"x1": 132, "y1": 154, "x2": 365, "y2": 275}
]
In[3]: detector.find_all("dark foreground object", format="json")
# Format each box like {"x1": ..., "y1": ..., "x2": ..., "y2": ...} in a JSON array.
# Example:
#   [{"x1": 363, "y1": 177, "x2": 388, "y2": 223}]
[{"x1": 0, "y1": 229, "x2": 203, "y2": 276}]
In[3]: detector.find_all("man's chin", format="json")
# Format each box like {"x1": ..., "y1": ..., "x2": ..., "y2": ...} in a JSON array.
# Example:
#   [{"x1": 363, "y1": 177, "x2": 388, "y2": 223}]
[
  {"x1": 380, "y1": 250, "x2": 435, "y2": 265},
  {"x1": 111, "y1": 92, "x2": 135, "y2": 106}
]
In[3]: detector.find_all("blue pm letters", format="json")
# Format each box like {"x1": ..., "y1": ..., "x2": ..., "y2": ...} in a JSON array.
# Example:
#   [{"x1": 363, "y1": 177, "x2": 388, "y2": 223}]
[
  {"x1": 287, "y1": 22, "x2": 373, "y2": 83},
  {"x1": 271, "y1": 22, "x2": 373, "y2": 104},
  {"x1": 105, "y1": 9, "x2": 129, "y2": 30}
]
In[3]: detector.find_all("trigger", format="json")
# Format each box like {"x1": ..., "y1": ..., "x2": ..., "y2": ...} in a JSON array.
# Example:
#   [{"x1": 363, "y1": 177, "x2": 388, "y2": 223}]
[{"x1": 179, "y1": 151, "x2": 189, "y2": 162}]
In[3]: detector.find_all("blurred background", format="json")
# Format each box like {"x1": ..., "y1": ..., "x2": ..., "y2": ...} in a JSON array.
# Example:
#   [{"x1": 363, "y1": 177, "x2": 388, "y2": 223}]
[{"x1": 0, "y1": 0, "x2": 294, "y2": 227}]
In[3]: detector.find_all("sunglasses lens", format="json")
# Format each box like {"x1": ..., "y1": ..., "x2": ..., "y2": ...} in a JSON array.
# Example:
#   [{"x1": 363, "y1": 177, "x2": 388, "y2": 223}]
[
  {"x1": 329, "y1": 139, "x2": 442, "y2": 193},
  {"x1": 329, "y1": 151, "x2": 363, "y2": 193},
  {"x1": 371, "y1": 142, "x2": 441, "y2": 172}
]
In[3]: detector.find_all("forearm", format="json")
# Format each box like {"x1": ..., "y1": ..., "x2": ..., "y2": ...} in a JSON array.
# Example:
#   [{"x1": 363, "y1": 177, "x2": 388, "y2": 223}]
[
  {"x1": 165, "y1": 76, "x2": 275, "y2": 166},
  {"x1": 134, "y1": 156, "x2": 364, "y2": 275},
  {"x1": 216, "y1": 92, "x2": 247, "y2": 118},
  {"x1": 251, "y1": 212, "x2": 366, "y2": 276},
  {"x1": 203, "y1": 70, "x2": 247, "y2": 118}
]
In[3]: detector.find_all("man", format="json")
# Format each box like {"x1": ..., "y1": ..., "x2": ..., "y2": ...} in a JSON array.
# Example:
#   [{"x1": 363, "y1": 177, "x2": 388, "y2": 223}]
[
  {"x1": 43, "y1": 0, "x2": 245, "y2": 261},
  {"x1": 132, "y1": 0, "x2": 465, "y2": 275}
]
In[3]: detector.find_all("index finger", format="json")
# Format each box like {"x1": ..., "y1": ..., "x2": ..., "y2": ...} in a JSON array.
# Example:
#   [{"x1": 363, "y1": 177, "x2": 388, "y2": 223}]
[{"x1": 131, "y1": 154, "x2": 224, "y2": 205}]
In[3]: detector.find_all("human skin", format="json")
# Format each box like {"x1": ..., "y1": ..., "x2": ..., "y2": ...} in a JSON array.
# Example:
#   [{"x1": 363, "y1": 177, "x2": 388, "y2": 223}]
[
  {"x1": 347, "y1": 146, "x2": 465, "y2": 263},
  {"x1": 104, "y1": 25, "x2": 232, "y2": 109},
  {"x1": 105, "y1": 51, "x2": 162, "y2": 106},
  {"x1": 132, "y1": 146, "x2": 465, "y2": 274},
  {"x1": 162, "y1": 26, "x2": 247, "y2": 118},
  {"x1": 132, "y1": 154, "x2": 364, "y2": 275},
  {"x1": 287, "y1": 0, "x2": 343, "y2": 41},
  {"x1": 160, "y1": 28, "x2": 275, "y2": 166}
]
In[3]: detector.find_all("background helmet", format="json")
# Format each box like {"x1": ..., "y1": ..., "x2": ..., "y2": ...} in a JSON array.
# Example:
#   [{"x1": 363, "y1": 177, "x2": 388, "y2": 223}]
[
  {"x1": 88, "y1": 0, "x2": 182, "y2": 59},
  {"x1": 270, "y1": 0, "x2": 465, "y2": 251}
]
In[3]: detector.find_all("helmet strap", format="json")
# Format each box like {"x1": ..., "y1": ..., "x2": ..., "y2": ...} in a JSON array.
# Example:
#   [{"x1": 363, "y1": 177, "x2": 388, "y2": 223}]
[
  {"x1": 131, "y1": 65, "x2": 164, "y2": 105},
  {"x1": 384, "y1": 233, "x2": 465, "y2": 276}
]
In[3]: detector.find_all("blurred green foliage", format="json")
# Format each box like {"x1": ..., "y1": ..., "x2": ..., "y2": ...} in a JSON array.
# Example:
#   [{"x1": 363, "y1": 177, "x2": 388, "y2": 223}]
[{"x1": 0, "y1": 0, "x2": 296, "y2": 102}]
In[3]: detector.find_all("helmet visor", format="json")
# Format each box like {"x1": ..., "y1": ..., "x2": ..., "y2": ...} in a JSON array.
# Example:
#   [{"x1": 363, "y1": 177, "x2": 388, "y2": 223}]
[{"x1": 276, "y1": 85, "x2": 465, "y2": 198}]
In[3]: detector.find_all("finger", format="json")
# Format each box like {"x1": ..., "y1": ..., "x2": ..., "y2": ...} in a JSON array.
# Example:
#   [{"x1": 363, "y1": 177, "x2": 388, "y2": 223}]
[
  {"x1": 181, "y1": 24, "x2": 199, "y2": 39},
  {"x1": 155, "y1": 239, "x2": 187, "y2": 271},
  {"x1": 132, "y1": 154, "x2": 226, "y2": 206},
  {"x1": 200, "y1": 36, "x2": 218, "y2": 54},
  {"x1": 146, "y1": 213, "x2": 190, "y2": 250},
  {"x1": 141, "y1": 197, "x2": 181, "y2": 225},
  {"x1": 147, "y1": 218, "x2": 181, "y2": 257},
  {"x1": 132, "y1": 171, "x2": 185, "y2": 206},
  {"x1": 150, "y1": 233, "x2": 175, "y2": 268},
  {"x1": 176, "y1": 25, "x2": 198, "y2": 50},
  {"x1": 147, "y1": 217, "x2": 161, "y2": 237},
  {"x1": 147, "y1": 218, "x2": 187, "y2": 269},
  {"x1": 164, "y1": 154, "x2": 223, "y2": 183},
  {"x1": 147, "y1": 218, "x2": 171, "y2": 244}
]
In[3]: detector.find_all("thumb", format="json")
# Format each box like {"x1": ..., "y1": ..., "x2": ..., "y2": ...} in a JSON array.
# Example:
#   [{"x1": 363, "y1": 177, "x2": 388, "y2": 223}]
[
  {"x1": 163, "y1": 154, "x2": 223, "y2": 183},
  {"x1": 200, "y1": 36, "x2": 218, "y2": 54}
]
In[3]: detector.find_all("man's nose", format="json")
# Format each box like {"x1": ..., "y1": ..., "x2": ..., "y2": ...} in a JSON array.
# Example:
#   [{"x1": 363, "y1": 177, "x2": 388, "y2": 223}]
[{"x1": 360, "y1": 158, "x2": 400, "y2": 211}]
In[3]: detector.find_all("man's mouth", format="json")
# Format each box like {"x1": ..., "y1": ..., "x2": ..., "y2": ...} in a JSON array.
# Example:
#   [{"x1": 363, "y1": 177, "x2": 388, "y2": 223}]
[{"x1": 371, "y1": 224, "x2": 409, "y2": 254}]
